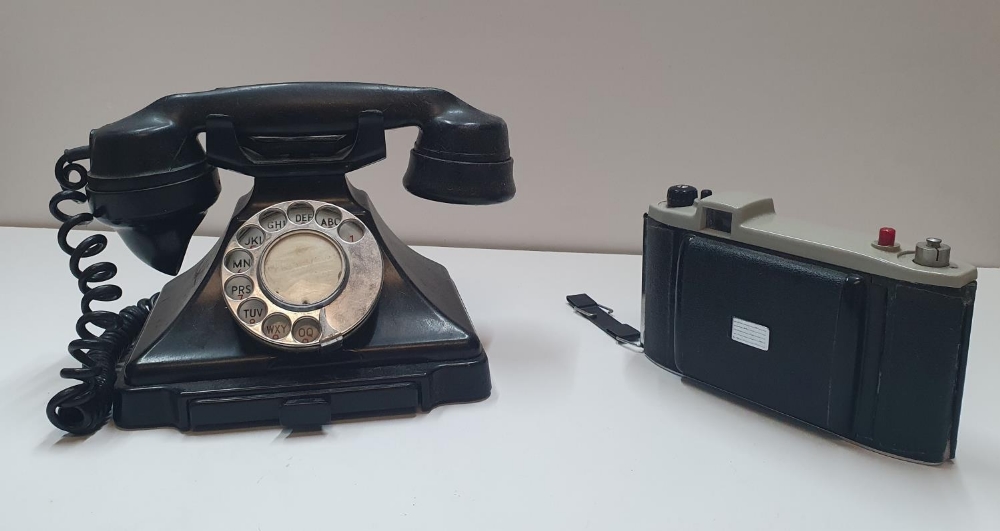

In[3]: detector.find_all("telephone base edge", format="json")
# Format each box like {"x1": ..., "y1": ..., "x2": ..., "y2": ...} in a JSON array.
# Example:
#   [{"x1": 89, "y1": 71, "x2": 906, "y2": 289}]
[{"x1": 112, "y1": 352, "x2": 491, "y2": 431}]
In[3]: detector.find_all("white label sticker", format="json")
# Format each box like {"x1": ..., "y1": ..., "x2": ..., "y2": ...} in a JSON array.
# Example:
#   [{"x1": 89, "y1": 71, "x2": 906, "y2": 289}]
[{"x1": 731, "y1": 317, "x2": 769, "y2": 351}]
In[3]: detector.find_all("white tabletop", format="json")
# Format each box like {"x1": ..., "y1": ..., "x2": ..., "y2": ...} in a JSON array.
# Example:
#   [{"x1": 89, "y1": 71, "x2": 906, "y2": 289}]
[{"x1": 2, "y1": 226, "x2": 998, "y2": 530}]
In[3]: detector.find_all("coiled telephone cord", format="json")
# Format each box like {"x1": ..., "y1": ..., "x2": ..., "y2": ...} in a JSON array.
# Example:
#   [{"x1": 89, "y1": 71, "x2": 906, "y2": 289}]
[{"x1": 46, "y1": 146, "x2": 158, "y2": 435}]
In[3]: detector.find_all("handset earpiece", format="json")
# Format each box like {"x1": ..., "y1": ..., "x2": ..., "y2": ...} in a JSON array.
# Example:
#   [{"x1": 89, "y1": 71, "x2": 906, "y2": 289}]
[
  {"x1": 403, "y1": 148, "x2": 515, "y2": 205},
  {"x1": 401, "y1": 89, "x2": 514, "y2": 204}
]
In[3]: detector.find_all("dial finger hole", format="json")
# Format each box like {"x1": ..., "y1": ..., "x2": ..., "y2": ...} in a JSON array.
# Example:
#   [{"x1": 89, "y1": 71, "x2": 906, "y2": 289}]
[
  {"x1": 237, "y1": 298, "x2": 267, "y2": 325},
  {"x1": 224, "y1": 275, "x2": 254, "y2": 300},
  {"x1": 261, "y1": 314, "x2": 292, "y2": 340},
  {"x1": 237, "y1": 226, "x2": 265, "y2": 249},
  {"x1": 292, "y1": 317, "x2": 322, "y2": 343},
  {"x1": 315, "y1": 206, "x2": 342, "y2": 229},
  {"x1": 259, "y1": 210, "x2": 288, "y2": 232},
  {"x1": 288, "y1": 202, "x2": 315, "y2": 225},
  {"x1": 337, "y1": 219, "x2": 365, "y2": 243},
  {"x1": 225, "y1": 250, "x2": 253, "y2": 274}
]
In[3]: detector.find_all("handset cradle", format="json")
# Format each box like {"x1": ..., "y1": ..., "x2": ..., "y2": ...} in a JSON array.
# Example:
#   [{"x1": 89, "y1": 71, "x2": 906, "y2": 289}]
[{"x1": 203, "y1": 110, "x2": 387, "y2": 178}]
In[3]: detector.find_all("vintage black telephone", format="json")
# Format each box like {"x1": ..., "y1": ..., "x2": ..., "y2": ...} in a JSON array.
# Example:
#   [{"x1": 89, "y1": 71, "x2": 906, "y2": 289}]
[{"x1": 48, "y1": 82, "x2": 513, "y2": 434}]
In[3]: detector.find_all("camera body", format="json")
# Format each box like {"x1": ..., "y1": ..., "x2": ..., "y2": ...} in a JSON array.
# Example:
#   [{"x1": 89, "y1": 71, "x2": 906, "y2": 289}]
[{"x1": 642, "y1": 185, "x2": 977, "y2": 463}]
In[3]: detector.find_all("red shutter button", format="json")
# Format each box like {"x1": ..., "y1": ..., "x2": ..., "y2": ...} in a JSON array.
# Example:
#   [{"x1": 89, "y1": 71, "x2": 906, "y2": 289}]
[
  {"x1": 878, "y1": 227, "x2": 896, "y2": 246},
  {"x1": 872, "y1": 227, "x2": 900, "y2": 251}
]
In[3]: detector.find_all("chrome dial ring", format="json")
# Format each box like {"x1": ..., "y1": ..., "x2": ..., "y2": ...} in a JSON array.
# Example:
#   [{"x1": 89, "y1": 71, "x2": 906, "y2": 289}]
[{"x1": 220, "y1": 200, "x2": 383, "y2": 350}]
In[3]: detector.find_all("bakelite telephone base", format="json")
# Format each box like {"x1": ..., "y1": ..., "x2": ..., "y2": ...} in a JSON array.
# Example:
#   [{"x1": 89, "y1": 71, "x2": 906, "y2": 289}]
[{"x1": 114, "y1": 176, "x2": 491, "y2": 431}]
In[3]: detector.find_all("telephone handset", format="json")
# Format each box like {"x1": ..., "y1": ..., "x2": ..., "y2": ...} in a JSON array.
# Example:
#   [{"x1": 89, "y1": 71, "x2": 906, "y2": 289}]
[{"x1": 48, "y1": 83, "x2": 513, "y2": 434}]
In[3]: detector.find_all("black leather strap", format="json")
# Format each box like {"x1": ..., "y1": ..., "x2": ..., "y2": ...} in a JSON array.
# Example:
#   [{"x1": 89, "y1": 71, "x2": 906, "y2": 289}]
[{"x1": 566, "y1": 293, "x2": 641, "y2": 344}]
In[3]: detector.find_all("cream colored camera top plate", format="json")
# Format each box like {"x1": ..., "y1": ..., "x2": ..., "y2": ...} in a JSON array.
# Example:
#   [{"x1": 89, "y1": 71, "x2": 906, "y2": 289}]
[{"x1": 648, "y1": 192, "x2": 976, "y2": 289}]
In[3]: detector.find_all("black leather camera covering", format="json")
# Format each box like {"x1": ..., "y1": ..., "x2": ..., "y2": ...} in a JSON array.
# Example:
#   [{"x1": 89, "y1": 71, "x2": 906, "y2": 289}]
[{"x1": 673, "y1": 236, "x2": 865, "y2": 435}]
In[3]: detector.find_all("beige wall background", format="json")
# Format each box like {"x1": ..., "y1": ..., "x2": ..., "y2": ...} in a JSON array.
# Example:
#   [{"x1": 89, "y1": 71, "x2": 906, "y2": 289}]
[{"x1": 2, "y1": 1, "x2": 998, "y2": 265}]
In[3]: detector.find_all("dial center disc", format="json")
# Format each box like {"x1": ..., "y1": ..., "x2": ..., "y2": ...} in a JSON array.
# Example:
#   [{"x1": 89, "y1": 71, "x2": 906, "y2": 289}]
[{"x1": 260, "y1": 231, "x2": 345, "y2": 308}]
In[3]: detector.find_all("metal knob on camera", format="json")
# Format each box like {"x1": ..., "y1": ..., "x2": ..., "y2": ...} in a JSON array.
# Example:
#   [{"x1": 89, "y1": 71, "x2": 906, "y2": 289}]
[{"x1": 913, "y1": 237, "x2": 951, "y2": 268}]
